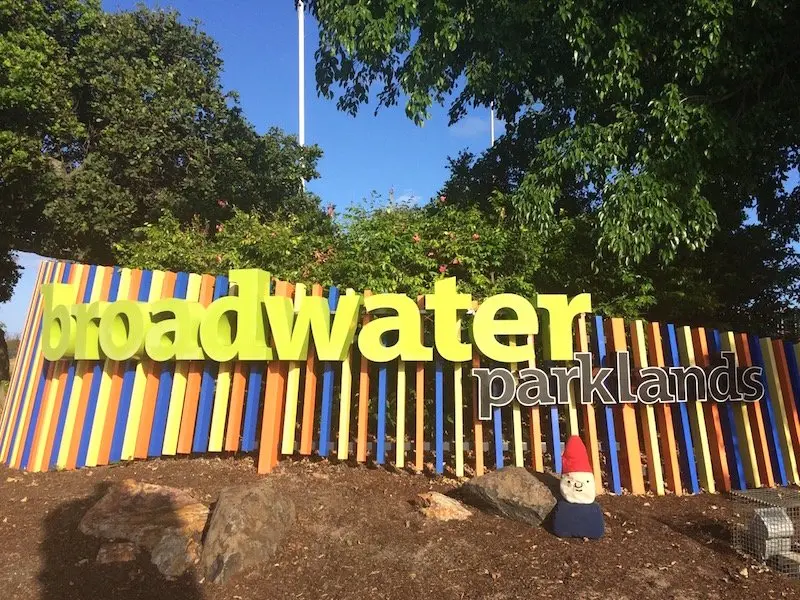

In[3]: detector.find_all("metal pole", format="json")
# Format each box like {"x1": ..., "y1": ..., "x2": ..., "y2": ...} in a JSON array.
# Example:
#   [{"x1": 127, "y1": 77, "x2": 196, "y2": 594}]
[
  {"x1": 298, "y1": 0, "x2": 306, "y2": 190},
  {"x1": 298, "y1": 0, "x2": 305, "y2": 146},
  {"x1": 490, "y1": 102, "x2": 495, "y2": 146}
]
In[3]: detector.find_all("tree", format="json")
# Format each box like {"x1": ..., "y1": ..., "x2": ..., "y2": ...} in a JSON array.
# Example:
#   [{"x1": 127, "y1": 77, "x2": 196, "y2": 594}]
[
  {"x1": 441, "y1": 132, "x2": 800, "y2": 335},
  {"x1": 308, "y1": 0, "x2": 800, "y2": 265},
  {"x1": 1, "y1": 1, "x2": 322, "y2": 300}
]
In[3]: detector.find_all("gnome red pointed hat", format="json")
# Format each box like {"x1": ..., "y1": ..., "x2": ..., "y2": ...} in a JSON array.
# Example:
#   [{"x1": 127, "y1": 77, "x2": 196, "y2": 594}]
[{"x1": 562, "y1": 435, "x2": 592, "y2": 474}]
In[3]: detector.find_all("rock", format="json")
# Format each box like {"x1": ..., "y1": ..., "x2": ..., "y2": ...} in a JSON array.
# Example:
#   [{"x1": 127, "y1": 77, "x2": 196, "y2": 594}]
[
  {"x1": 96, "y1": 542, "x2": 138, "y2": 564},
  {"x1": 459, "y1": 467, "x2": 556, "y2": 526},
  {"x1": 414, "y1": 492, "x2": 472, "y2": 521},
  {"x1": 201, "y1": 481, "x2": 296, "y2": 584},
  {"x1": 79, "y1": 479, "x2": 209, "y2": 578}
]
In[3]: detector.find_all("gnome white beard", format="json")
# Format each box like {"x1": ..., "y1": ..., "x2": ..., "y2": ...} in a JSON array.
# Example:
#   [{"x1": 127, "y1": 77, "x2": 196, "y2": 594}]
[{"x1": 560, "y1": 471, "x2": 596, "y2": 504}]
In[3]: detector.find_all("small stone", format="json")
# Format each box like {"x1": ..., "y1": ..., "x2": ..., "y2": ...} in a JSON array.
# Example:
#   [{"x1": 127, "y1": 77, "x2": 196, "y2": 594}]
[
  {"x1": 97, "y1": 542, "x2": 138, "y2": 564},
  {"x1": 20, "y1": 497, "x2": 27, "y2": 503},
  {"x1": 739, "y1": 567, "x2": 749, "y2": 578},
  {"x1": 414, "y1": 492, "x2": 472, "y2": 521}
]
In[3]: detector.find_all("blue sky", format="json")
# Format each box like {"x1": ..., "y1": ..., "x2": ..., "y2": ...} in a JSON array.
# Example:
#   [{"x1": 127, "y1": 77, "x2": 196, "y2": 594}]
[{"x1": 0, "y1": 0, "x2": 501, "y2": 334}]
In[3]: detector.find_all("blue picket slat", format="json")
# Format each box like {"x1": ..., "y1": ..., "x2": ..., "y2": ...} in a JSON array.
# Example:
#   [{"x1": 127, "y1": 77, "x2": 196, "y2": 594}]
[
  {"x1": 593, "y1": 315, "x2": 621, "y2": 494},
  {"x1": 708, "y1": 329, "x2": 745, "y2": 490},
  {"x1": 193, "y1": 276, "x2": 227, "y2": 453},
  {"x1": 435, "y1": 355, "x2": 445, "y2": 473},
  {"x1": 318, "y1": 286, "x2": 339, "y2": 458},
  {"x1": 664, "y1": 324, "x2": 700, "y2": 494}
]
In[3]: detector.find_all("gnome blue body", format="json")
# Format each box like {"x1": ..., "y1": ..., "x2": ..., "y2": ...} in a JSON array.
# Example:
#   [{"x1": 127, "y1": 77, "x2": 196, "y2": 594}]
[{"x1": 551, "y1": 436, "x2": 605, "y2": 539}]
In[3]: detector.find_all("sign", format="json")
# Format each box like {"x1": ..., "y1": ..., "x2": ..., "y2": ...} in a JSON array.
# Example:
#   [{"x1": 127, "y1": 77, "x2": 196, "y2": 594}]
[{"x1": 41, "y1": 271, "x2": 591, "y2": 364}]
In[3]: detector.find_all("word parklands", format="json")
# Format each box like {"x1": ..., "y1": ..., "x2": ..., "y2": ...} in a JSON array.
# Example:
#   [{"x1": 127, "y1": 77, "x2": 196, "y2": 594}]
[{"x1": 473, "y1": 351, "x2": 765, "y2": 421}]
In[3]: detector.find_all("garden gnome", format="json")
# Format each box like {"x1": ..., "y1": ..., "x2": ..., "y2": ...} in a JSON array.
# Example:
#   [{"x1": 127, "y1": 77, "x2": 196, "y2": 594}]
[{"x1": 551, "y1": 435, "x2": 605, "y2": 539}]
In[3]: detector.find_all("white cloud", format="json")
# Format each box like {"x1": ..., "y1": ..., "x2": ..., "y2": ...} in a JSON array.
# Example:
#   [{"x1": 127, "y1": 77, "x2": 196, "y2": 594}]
[{"x1": 449, "y1": 115, "x2": 489, "y2": 138}]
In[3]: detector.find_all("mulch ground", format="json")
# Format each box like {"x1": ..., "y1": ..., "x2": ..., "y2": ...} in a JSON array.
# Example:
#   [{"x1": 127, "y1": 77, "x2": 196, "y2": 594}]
[{"x1": 1, "y1": 457, "x2": 799, "y2": 600}]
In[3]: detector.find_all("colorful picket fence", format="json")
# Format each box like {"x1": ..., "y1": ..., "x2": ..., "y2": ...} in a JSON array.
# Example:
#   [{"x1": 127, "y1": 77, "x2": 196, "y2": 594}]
[{"x1": 3, "y1": 259, "x2": 800, "y2": 498}]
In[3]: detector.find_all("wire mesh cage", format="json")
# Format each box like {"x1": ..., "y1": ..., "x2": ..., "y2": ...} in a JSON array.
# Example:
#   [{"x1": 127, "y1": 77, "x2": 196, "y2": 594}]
[{"x1": 731, "y1": 488, "x2": 800, "y2": 577}]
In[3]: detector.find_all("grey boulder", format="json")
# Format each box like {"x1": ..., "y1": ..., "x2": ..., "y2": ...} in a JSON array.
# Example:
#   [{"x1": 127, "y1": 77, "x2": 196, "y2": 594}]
[
  {"x1": 201, "y1": 480, "x2": 296, "y2": 584},
  {"x1": 459, "y1": 466, "x2": 556, "y2": 526}
]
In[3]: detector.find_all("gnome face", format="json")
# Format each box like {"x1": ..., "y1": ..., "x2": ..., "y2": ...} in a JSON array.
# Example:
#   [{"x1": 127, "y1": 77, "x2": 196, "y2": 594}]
[
  {"x1": 560, "y1": 471, "x2": 597, "y2": 504},
  {"x1": 560, "y1": 435, "x2": 597, "y2": 504}
]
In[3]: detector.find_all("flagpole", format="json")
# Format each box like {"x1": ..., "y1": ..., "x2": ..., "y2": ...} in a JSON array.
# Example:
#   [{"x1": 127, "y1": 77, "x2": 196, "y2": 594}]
[
  {"x1": 298, "y1": 0, "x2": 306, "y2": 190},
  {"x1": 490, "y1": 102, "x2": 495, "y2": 146}
]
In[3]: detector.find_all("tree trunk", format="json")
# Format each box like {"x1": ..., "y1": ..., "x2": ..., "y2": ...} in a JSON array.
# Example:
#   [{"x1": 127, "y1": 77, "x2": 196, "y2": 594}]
[{"x1": 0, "y1": 327, "x2": 9, "y2": 382}]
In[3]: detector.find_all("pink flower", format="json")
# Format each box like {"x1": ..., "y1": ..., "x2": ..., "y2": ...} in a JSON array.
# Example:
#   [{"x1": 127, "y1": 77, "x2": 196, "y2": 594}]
[
  {"x1": 439, "y1": 195, "x2": 446, "y2": 204},
  {"x1": 472, "y1": 233, "x2": 480, "y2": 240},
  {"x1": 412, "y1": 233, "x2": 421, "y2": 243},
  {"x1": 439, "y1": 264, "x2": 447, "y2": 273},
  {"x1": 217, "y1": 199, "x2": 228, "y2": 208}
]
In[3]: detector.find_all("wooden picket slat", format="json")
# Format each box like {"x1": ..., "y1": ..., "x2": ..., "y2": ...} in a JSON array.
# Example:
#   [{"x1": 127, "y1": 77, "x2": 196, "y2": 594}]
[
  {"x1": 720, "y1": 331, "x2": 759, "y2": 488},
  {"x1": 691, "y1": 327, "x2": 731, "y2": 492},
  {"x1": 592, "y1": 316, "x2": 621, "y2": 494},
  {"x1": 318, "y1": 285, "x2": 339, "y2": 459},
  {"x1": 770, "y1": 340, "x2": 800, "y2": 485},
  {"x1": 338, "y1": 288, "x2": 357, "y2": 461},
  {"x1": 759, "y1": 338, "x2": 798, "y2": 484},
  {"x1": 299, "y1": 283, "x2": 323, "y2": 455},
  {"x1": 526, "y1": 334, "x2": 544, "y2": 473},
  {"x1": 164, "y1": 272, "x2": 201, "y2": 455},
  {"x1": 645, "y1": 322, "x2": 682, "y2": 495},
  {"x1": 576, "y1": 316, "x2": 602, "y2": 494},
  {"x1": 415, "y1": 296, "x2": 425, "y2": 472},
  {"x1": 282, "y1": 283, "x2": 305, "y2": 456},
  {"x1": 258, "y1": 280, "x2": 290, "y2": 473},
  {"x1": 606, "y1": 317, "x2": 645, "y2": 494},
  {"x1": 630, "y1": 320, "x2": 665, "y2": 495},
  {"x1": 355, "y1": 290, "x2": 373, "y2": 463}
]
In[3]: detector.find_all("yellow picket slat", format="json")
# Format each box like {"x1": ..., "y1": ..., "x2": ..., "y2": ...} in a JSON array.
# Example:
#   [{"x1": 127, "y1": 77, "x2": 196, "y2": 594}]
[
  {"x1": 720, "y1": 331, "x2": 759, "y2": 487},
  {"x1": 163, "y1": 273, "x2": 203, "y2": 455},
  {"x1": 283, "y1": 283, "x2": 306, "y2": 456},
  {"x1": 396, "y1": 359, "x2": 406, "y2": 468},
  {"x1": 676, "y1": 326, "x2": 715, "y2": 493},
  {"x1": 509, "y1": 338, "x2": 523, "y2": 467},
  {"x1": 454, "y1": 319, "x2": 465, "y2": 477},
  {"x1": 631, "y1": 320, "x2": 664, "y2": 495}
]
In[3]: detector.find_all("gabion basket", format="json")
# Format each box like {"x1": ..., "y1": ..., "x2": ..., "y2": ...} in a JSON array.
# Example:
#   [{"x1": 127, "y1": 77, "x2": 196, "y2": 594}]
[{"x1": 731, "y1": 488, "x2": 800, "y2": 577}]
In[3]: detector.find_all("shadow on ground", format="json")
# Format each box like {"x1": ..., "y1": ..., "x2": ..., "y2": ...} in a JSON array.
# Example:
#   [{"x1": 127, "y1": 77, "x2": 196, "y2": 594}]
[{"x1": 38, "y1": 482, "x2": 204, "y2": 600}]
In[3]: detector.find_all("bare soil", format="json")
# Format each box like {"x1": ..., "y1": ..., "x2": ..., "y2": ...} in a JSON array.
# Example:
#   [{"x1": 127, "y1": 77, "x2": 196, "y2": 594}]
[{"x1": 1, "y1": 456, "x2": 798, "y2": 600}]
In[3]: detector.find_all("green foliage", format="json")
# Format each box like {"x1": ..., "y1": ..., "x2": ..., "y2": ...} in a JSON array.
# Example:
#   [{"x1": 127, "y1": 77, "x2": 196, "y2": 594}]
[
  {"x1": 1, "y1": 1, "x2": 322, "y2": 296},
  {"x1": 308, "y1": 0, "x2": 800, "y2": 265}
]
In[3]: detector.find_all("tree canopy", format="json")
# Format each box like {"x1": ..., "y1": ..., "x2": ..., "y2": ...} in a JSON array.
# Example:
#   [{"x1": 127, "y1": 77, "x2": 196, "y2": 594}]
[
  {"x1": 308, "y1": 0, "x2": 800, "y2": 265},
  {"x1": 0, "y1": 0, "x2": 322, "y2": 300}
]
